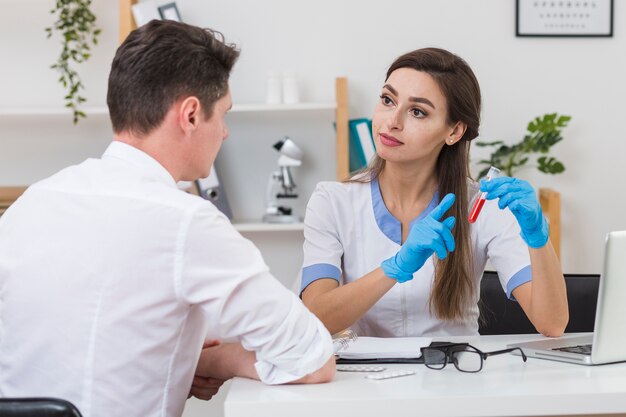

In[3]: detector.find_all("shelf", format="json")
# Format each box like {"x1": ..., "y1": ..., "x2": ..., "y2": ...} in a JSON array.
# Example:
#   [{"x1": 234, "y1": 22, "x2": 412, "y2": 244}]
[
  {"x1": 233, "y1": 222, "x2": 304, "y2": 232},
  {"x1": 0, "y1": 103, "x2": 335, "y2": 117},
  {"x1": 0, "y1": 107, "x2": 109, "y2": 117},
  {"x1": 230, "y1": 102, "x2": 335, "y2": 113}
]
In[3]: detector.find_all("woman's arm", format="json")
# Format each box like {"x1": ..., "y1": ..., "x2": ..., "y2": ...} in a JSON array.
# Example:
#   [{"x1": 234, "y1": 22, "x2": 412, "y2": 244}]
[
  {"x1": 481, "y1": 177, "x2": 568, "y2": 337},
  {"x1": 512, "y1": 240, "x2": 569, "y2": 337},
  {"x1": 302, "y1": 269, "x2": 396, "y2": 335},
  {"x1": 303, "y1": 194, "x2": 457, "y2": 334}
]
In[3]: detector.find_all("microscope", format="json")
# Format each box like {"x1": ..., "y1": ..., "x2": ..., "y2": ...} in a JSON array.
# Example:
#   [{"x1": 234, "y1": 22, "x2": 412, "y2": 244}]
[{"x1": 263, "y1": 137, "x2": 303, "y2": 223}]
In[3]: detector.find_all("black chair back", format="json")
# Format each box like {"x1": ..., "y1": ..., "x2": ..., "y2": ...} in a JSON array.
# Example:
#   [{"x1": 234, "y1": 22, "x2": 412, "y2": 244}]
[
  {"x1": 478, "y1": 271, "x2": 600, "y2": 335},
  {"x1": 0, "y1": 398, "x2": 82, "y2": 417}
]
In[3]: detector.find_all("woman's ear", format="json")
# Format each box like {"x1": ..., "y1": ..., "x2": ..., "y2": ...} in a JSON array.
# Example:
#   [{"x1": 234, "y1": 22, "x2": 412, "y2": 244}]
[
  {"x1": 179, "y1": 96, "x2": 201, "y2": 135},
  {"x1": 446, "y1": 121, "x2": 467, "y2": 145}
]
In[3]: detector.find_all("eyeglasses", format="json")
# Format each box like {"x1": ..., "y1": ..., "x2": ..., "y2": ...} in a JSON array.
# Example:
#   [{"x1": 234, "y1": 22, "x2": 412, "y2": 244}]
[{"x1": 420, "y1": 343, "x2": 527, "y2": 373}]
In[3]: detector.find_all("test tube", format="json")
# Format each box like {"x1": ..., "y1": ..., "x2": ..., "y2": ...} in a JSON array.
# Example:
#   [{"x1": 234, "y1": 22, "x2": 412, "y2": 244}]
[{"x1": 468, "y1": 166, "x2": 500, "y2": 223}]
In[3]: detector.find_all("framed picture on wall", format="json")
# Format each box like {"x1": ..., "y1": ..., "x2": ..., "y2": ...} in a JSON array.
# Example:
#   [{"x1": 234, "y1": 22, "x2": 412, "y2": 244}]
[
  {"x1": 158, "y1": 2, "x2": 182, "y2": 22},
  {"x1": 516, "y1": 0, "x2": 614, "y2": 37}
]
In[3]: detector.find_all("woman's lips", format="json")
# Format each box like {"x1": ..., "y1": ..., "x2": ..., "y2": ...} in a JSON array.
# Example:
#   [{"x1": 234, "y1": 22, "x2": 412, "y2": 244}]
[{"x1": 379, "y1": 133, "x2": 404, "y2": 147}]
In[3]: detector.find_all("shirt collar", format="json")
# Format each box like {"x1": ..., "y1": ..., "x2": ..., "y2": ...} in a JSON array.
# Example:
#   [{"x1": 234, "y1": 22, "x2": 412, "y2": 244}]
[
  {"x1": 370, "y1": 177, "x2": 439, "y2": 245},
  {"x1": 102, "y1": 141, "x2": 178, "y2": 188}
]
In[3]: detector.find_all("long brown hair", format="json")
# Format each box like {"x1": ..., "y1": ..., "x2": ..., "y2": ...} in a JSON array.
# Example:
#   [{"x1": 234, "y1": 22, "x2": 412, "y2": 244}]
[{"x1": 351, "y1": 48, "x2": 481, "y2": 321}]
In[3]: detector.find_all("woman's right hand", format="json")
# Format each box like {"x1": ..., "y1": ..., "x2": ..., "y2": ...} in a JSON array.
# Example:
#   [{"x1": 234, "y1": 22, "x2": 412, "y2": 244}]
[{"x1": 381, "y1": 193, "x2": 456, "y2": 282}]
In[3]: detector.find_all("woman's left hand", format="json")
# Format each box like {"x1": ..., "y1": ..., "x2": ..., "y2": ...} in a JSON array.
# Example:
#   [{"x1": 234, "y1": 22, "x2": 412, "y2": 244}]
[{"x1": 479, "y1": 176, "x2": 549, "y2": 248}]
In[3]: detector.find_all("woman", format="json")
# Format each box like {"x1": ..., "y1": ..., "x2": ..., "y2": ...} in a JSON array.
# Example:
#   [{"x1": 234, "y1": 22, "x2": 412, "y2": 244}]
[{"x1": 300, "y1": 48, "x2": 568, "y2": 337}]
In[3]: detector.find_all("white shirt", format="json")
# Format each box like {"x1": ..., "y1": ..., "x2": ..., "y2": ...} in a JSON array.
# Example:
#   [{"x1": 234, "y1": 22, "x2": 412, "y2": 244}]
[
  {"x1": 301, "y1": 179, "x2": 532, "y2": 337},
  {"x1": 0, "y1": 141, "x2": 332, "y2": 417}
]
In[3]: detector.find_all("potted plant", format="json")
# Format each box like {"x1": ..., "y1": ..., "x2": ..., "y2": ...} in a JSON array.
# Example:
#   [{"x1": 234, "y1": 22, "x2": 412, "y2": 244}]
[
  {"x1": 475, "y1": 113, "x2": 571, "y2": 179},
  {"x1": 45, "y1": 0, "x2": 101, "y2": 124}
]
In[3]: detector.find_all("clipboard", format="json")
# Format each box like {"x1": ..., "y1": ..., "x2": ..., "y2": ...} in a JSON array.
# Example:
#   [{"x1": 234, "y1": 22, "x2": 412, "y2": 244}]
[{"x1": 335, "y1": 341, "x2": 454, "y2": 364}]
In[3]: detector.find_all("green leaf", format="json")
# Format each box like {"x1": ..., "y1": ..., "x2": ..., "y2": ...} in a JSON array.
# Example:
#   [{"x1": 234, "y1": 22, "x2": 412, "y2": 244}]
[
  {"x1": 475, "y1": 140, "x2": 504, "y2": 147},
  {"x1": 475, "y1": 113, "x2": 570, "y2": 177},
  {"x1": 551, "y1": 162, "x2": 565, "y2": 173}
]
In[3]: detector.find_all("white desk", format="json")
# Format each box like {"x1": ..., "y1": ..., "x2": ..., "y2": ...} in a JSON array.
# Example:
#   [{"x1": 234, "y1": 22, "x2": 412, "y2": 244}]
[{"x1": 224, "y1": 334, "x2": 626, "y2": 417}]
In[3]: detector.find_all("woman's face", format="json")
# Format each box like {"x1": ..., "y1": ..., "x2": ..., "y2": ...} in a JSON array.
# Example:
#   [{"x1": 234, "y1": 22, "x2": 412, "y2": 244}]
[{"x1": 372, "y1": 68, "x2": 457, "y2": 164}]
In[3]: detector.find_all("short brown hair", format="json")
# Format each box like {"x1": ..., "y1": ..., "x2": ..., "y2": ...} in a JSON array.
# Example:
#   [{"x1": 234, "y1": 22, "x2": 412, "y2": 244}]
[{"x1": 107, "y1": 20, "x2": 240, "y2": 136}]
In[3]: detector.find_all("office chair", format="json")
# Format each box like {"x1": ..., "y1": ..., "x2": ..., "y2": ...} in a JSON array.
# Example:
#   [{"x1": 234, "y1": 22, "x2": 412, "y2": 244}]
[
  {"x1": 0, "y1": 398, "x2": 82, "y2": 417},
  {"x1": 478, "y1": 271, "x2": 600, "y2": 335}
]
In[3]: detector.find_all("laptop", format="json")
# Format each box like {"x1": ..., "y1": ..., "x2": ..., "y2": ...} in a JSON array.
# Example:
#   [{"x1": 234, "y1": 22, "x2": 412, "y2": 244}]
[{"x1": 507, "y1": 230, "x2": 626, "y2": 365}]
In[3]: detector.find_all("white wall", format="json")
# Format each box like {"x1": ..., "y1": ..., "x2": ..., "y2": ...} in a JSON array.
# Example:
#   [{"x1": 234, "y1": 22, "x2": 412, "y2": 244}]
[
  {"x1": 3, "y1": 1, "x2": 625, "y2": 275},
  {"x1": 1, "y1": 1, "x2": 625, "y2": 414},
  {"x1": 183, "y1": 0, "x2": 626, "y2": 275}
]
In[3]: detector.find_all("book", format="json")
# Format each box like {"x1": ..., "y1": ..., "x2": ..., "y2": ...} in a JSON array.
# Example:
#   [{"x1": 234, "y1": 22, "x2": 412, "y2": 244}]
[
  {"x1": 333, "y1": 330, "x2": 432, "y2": 362},
  {"x1": 348, "y1": 118, "x2": 376, "y2": 173}
]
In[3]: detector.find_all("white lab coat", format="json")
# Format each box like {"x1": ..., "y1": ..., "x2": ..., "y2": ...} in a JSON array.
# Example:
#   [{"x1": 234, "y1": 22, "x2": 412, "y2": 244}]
[{"x1": 301, "y1": 179, "x2": 531, "y2": 337}]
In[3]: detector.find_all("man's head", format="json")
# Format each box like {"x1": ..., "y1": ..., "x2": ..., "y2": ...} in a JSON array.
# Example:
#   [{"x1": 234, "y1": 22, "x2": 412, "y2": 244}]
[{"x1": 107, "y1": 20, "x2": 239, "y2": 137}]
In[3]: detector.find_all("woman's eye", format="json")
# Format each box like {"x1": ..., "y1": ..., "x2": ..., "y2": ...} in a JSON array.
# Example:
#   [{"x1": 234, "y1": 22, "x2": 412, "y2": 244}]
[
  {"x1": 380, "y1": 94, "x2": 393, "y2": 106},
  {"x1": 411, "y1": 108, "x2": 426, "y2": 117}
]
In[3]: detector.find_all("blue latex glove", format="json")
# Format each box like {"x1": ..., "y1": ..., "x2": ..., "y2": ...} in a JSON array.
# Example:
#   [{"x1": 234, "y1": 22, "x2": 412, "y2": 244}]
[
  {"x1": 480, "y1": 176, "x2": 549, "y2": 249},
  {"x1": 381, "y1": 193, "x2": 456, "y2": 283}
]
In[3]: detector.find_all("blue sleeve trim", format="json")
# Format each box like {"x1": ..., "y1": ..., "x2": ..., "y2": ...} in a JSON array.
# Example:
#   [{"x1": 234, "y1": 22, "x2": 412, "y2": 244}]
[
  {"x1": 300, "y1": 263, "x2": 341, "y2": 295},
  {"x1": 506, "y1": 265, "x2": 532, "y2": 300}
]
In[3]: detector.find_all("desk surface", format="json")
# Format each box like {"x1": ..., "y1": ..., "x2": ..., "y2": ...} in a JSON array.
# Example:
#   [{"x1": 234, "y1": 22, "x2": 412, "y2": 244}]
[{"x1": 224, "y1": 334, "x2": 626, "y2": 417}]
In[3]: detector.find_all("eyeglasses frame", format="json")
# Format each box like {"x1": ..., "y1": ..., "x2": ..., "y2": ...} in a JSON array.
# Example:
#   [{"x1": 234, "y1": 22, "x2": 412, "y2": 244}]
[{"x1": 420, "y1": 342, "x2": 528, "y2": 373}]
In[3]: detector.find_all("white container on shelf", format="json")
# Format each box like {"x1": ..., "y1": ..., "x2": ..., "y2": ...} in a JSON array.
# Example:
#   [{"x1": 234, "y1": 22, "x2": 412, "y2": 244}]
[
  {"x1": 282, "y1": 71, "x2": 300, "y2": 104},
  {"x1": 265, "y1": 71, "x2": 282, "y2": 105}
]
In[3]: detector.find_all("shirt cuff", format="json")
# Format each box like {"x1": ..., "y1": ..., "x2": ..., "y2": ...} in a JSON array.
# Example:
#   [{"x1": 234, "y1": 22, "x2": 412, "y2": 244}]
[
  {"x1": 300, "y1": 263, "x2": 341, "y2": 295},
  {"x1": 253, "y1": 318, "x2": 333, "y2": 384},
  {"x1": 506, "y1": 265, "x2": 532, "y2": 300}
]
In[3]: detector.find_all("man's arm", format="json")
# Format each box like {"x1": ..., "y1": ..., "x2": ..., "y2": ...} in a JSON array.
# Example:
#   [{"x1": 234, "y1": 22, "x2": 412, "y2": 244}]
[
  {"x1": 184, "y1": 209, "x2": 336, "y2": 385},
  {"x1": 194, "y1": 342, "x2": 335, "y2": 384}
]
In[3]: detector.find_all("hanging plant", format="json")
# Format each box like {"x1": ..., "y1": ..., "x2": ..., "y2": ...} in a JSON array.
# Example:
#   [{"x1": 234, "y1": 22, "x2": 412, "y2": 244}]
[{"x1": 45, "y1": 0, "x2": 101, "y2": 124}]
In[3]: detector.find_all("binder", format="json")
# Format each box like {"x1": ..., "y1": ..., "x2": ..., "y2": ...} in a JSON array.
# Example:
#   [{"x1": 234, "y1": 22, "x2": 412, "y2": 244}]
[
  {"x1": 348, "y1": 118, "x2": 376, "y2": 173},
  {"x1": 195, "y1": 167, "x2": 233, "y2": 219},
  {"x1": 333, "y1": 330, "x2": 432, "y2": 364}
]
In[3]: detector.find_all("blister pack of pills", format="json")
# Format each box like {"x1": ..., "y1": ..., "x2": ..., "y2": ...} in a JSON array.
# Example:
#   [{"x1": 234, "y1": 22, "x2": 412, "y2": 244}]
[
  {"x1": 336, "y1": 365, "x2": 386, "y2": 372},
  {"x1": 365, "y1": 370, "x2": 415, "y2": 380}
]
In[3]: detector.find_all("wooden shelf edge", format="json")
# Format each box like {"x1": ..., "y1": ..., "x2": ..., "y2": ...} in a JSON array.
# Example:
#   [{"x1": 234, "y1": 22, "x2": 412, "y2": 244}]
[
  {"x1": 233, "y1": 222, "x2": 305, "y2": 232},
  {"x1": 231, "y1": 102, "x2": 335, "y2": 112},
  {"x1": 0, "y1": 107, "x2": 109, "y2": 117},
  {"x1": 0, "y1": 186, "x2": 28, "y2": 209}
]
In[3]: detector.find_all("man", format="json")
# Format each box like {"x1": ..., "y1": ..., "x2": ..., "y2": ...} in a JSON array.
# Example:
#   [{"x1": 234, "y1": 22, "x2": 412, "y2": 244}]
[{"x1": 0, "y1": 20, "x2": 334, "y2": 417}]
